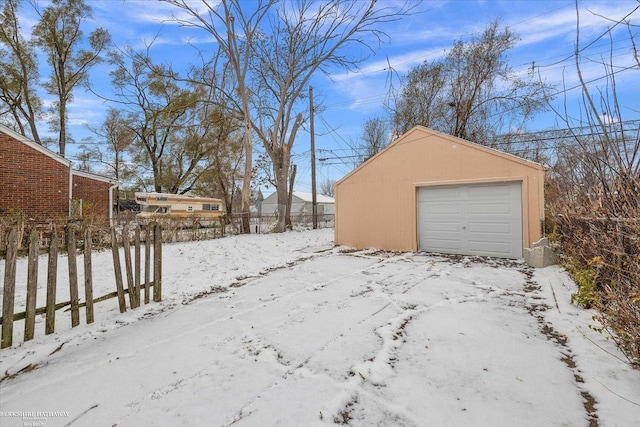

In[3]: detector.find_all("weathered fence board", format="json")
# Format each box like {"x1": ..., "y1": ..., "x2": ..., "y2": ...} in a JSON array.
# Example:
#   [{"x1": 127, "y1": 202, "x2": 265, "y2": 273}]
[
  {"x1": 1, "y1": 223, "x2": 162, "y2": 349},
  {"x1": 45, "y1": 227, "x2": 58, "y2": 335},
  {"x1": 134, "y1": 226, "x2": 141, "y2": 309},
  {"x1": 84, "y1": 228, "x2": 94, "y2": 324},
  {"x1": 24, "y1": 229, "x2": 39, "y2": 341},
  {"x1": 145, "y1": 228, "x2": 151, "y2": 305},
  {"x1": 122, "y1": 224, "x2": 137, "y2": 309},
  {"x1": 1, "y1": 228, "x2": 18, "y2": 349},
  {"x1": 67, "y1": 226, "x2": 80, "y2": 327},
  {"x1": 111, "y1": 227, "x2": 127, "y2": 313},
  {"x1": 153, "y1": 224, "x2": 162, "y2": 302}
]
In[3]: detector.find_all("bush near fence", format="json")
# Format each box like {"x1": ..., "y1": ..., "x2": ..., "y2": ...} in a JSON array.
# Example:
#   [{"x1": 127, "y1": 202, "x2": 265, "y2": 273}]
[{"x1": 547, "y1": 206, "x2": 640, "y2": 367}]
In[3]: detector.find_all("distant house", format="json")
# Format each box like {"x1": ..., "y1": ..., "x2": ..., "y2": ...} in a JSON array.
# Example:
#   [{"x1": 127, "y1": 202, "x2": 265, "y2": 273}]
[
  {"x1": 261, "y1": 191, "x2": 335, "y2": 221},
  {"x1": 0, "y1": 124, "x2": 116, "y2": 222}
]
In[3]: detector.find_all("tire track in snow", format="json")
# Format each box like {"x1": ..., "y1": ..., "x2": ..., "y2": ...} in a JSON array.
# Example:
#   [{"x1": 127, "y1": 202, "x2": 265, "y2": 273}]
[
  {"x1": 220, "y1": 251, "x2": 431, "y2": 424},
  {"x1": 116, "y1": 249, "x2": 407, "y2": 425},
  {"x1": 226, "y1": 252, "x2": 492, "y2": 425}
]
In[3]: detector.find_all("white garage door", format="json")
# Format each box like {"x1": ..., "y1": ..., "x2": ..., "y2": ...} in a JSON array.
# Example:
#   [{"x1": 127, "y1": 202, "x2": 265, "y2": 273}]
[{"x1": 417, "y1": 181, "x2": 523, "y2": 258}]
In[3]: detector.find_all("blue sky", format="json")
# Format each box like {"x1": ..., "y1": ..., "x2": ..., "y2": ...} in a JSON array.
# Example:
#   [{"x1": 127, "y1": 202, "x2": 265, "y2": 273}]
[{"x1": 14, "y1": 0, "x2": 640, "y2": 194}]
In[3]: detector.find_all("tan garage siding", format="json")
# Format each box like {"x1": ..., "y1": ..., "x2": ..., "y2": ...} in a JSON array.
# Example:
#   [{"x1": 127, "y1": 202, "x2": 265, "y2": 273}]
[{"x1": 334, "y1": 126, "x2": 545, "y2": 256}]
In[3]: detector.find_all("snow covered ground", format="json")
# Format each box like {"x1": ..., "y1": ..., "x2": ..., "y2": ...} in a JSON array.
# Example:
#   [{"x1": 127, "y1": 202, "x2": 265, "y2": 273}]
[{"x1": 1, "y1": 228, "x2": 639, "y2": 427}]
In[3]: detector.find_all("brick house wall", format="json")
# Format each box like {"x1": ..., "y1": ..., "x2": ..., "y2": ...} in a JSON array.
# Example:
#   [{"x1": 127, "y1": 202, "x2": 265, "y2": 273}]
[
  {"x1": 72, "y1": 172, "x2": 113, "y2": 221},
  {"x1": 1, "y1": 125, "x2": 114, "y2": 223},
  {"x1": 0, "y1": 130, "x2": 71, "y2": 220}
]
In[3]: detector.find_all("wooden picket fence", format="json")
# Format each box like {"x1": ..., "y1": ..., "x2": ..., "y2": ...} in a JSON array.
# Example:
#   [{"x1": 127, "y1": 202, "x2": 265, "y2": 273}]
[{"x1": 1, "y1": 223, "x2": 162, "y2": 349}]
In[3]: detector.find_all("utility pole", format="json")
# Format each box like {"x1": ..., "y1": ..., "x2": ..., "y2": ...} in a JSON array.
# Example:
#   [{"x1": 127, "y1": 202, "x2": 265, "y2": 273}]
[{"x1": 309, "y1": 86, "x2": 317, "y2": 229}]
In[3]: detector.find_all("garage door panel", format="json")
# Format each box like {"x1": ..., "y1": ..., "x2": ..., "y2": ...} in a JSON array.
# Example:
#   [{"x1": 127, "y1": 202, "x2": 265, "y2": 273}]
[
  {"x1": 420, "y1": 202, "x2": 461, "y2": 215},
  {"x1": 468, "y1": 189, "x2": 506, "y2": 199},
  {"x1": 468, "y1": 240, "x2": 513, "y2": 255},
  {"x1": 467, "y1": 222, "x2": 514, "y2": 233},
  {"x1": 423, "y1": 222, "x2": 461, "y2": 232},
  {"x1": 468, "y1": 230, "x2": 514, "y2": 241},
  {"x1": 468, "y1": 215, "x2": 513, "y2": 224},
  {"x1": 426, "y1": 186, "x2": 462, "y2": 199},
  {"x1": 469, "y1": 202, "x2": 513, "y2": 215},
  {"x1": 426, "y1": 238, "x2": 462, "y2": 251},
  {"x1": 418, "y1": 182, "x2": 523, "y2": 259}
]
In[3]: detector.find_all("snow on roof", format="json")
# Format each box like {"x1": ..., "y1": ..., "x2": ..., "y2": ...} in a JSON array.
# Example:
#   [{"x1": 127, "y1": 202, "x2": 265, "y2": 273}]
[{"x1": 292, "y1": 191, "x2": 335, "y2": 204}]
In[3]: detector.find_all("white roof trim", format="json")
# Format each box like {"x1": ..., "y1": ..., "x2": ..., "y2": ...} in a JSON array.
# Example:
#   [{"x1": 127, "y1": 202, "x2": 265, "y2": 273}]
[
  {"x1": 71, "y1": 169, "x2": 116, "y2": 184},
  {"x1": 0, "y1": 123, "x2": 71, "y2": 167}
]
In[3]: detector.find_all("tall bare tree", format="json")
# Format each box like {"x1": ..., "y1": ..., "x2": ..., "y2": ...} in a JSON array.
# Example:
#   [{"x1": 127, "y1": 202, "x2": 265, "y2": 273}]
[
  {"x1": 32, "y1": 0, "x2": 110, "y2": 157},
  {"x1": 393, "y1": 20, "x2": 551, "y2": 146},
  {"x1": 163, "y1": 0, "x2": 274, "y2": 233},
  {"x1": 255, "y1": 1, "x2": 416, "y2": 232},
  {"x1": 166, "y1": 0, "x2": 414, "y2": 232},
  {"x1": 0, "y1": 0, "x2": 42, "y2": 142}
]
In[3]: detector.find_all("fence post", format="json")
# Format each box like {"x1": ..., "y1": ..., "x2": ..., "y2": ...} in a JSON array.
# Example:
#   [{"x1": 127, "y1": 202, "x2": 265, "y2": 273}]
[
  {"x1": 2, "y1": 228, "x2": 18, "y2": 349},
  {"x1": 153, "y1": 223, "x2": 162, "y2": 302},
  {"x1": 144, "y1": 225, "x2": 151, "y2": 304},
  {"x1": 45, "y1": 226, "x2": 59, "y2": 335},
  {"x1": 111, "y1": 226, "x2": 127, "y2": 313},
  {"x1": 135, "y1": 225, "x2": 141, "y2": 308},
  {"x1": 67, "y1": 224, "x2": 80, "y2": 327},
  {"x1": 122, "y1": 224, "x2": 137, "y2": 308},
  {"x1": 24, "y1": 228, "x2": 39, "y2": 341},
  {"x1": 84, "y1": 227, "x2": 94, "y2": 324}
]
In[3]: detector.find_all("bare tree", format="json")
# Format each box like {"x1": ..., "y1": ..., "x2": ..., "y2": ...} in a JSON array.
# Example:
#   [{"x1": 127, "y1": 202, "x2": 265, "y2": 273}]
[
  {"x1": 108, "y1": 47, "x2": 199, "y2": 192},
  {"x1": 78, "y1": 107, "x2": 135, "y2": 181},
  {"x1": 0, "y1": 0, "x2": 42, "y2": 142},
  {"x1": 547, "y1": 5, "x2": 639, "y2": 216},
  {"x1": 353, "y1": 115, "x2": 390, "y2": 164},
  {"x1": 32, "y1": 0, "x2": 111, "y2": 157},
  {"x1": 255, "y1": 1, "x2": 415, "y2": 232},
  {"x1": 163, "y1": 0, "x2": 274, "y2": 234},
  {"x1": 393, "y1": 20, "x2": 551, "y2": 146},
  {"x1": 193, "y1": 130, "x2": 245, "y2": 218},
  {"x1": 107, "y1": 45, "x2": 243, "y2": 197},
  {"x1": 165, "y1": 0, "x2": 414, "y2": 232},
  {"x1": 319, "y1": 177, "x2": 335, "y2": 198},
  {"x1": 393, "y1": 60, "x2": 445, "y2": 136},
  {"x1": 546, "y1": 2, "x2": 639, "y2": 366}
]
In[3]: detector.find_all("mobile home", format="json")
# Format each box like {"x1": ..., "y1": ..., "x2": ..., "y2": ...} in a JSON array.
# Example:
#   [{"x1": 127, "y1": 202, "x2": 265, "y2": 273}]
[{"x1": 135, "y1": 192, "x2": 224, "y2": 219}]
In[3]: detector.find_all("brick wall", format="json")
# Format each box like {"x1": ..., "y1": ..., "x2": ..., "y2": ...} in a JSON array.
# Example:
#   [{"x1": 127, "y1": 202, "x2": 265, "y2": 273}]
[
  {"x1": 72, "y1": 173, "x2": 112, "y2": 221},
  {"x1": 0, "y1": 132, "x2": 70, "y2": 220}
]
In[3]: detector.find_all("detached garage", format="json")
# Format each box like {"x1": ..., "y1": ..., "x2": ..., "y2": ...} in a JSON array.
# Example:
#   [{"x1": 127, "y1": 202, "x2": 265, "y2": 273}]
[{"x1": 334, "y1": 126, "x2": 545, "y2": 259}]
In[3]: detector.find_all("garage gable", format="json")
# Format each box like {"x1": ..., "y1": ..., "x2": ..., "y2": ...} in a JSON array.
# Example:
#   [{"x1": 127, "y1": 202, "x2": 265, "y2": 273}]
[{"x1": 334, "y1": 126, "x2": 545, "y2": 258}]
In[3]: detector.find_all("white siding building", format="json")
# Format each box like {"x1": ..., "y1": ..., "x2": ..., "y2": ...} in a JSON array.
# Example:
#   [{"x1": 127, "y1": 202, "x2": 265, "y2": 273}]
[{"x1": 261, "y1": 191, "x2": 335, "y2": 222}]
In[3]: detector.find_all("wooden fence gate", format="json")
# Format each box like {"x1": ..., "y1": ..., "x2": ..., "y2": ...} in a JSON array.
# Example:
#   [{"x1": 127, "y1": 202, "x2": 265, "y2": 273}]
[{"x1": 1, "y1": 223, "x2": 162, "y2": 349}]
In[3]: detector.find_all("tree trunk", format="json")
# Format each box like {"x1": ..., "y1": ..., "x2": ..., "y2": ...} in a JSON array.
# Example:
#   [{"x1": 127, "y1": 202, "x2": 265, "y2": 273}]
[
  {"x1": 274, "y1": 163, "x2": 289, "y2": 233},
  {"x1": 285, "y1": 164, "x2": 296, "y2": 230},
  {"x1": 58, "y1": 93, "x2": 66, "y2": 157},
  {"x1": 240, "y1": 123, "x2": 252, "y2": 233}
]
